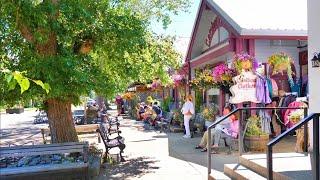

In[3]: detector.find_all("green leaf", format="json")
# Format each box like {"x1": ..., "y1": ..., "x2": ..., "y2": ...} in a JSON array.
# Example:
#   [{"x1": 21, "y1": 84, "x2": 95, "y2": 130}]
[
  {"x1": 19, "y1": 78, "x2": 30, "y2": 94},
  {"x1": 8, "y1": 79, "x2": 17, "y2": 91},
  {"x1": 5, "y1": 74, "x2": 13, "y2": 83},
  {"x1": 13, "y1": 71, "x2": 24, "y2": 83},
  {"x1": 43, "y1": 83, "x2": 51, "y2": 94},
  {"x1": 33, "y1": 80, "x2": 45, "y2": 89}
]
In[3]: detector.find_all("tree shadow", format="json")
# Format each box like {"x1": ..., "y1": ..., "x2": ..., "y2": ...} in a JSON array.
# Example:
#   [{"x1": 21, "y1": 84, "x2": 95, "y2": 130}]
[
  {"x1": 99, "y1": 156, "x2": 159, "y2": 179},
  {"x1": 0, "y1": 127, "x2": 42, "y2": 147}
]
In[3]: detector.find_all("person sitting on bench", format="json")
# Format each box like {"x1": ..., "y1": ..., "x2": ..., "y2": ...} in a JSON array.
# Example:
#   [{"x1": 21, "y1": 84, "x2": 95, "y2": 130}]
[{"x1": 195, "y1": 106, "x2": 239, "y2": 153}]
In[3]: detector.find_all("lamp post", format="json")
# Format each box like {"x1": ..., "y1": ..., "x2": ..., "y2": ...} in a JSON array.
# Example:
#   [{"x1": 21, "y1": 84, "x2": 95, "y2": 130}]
[{"x1": 311, "y1": 52, "x2": 320, "y2": 68}]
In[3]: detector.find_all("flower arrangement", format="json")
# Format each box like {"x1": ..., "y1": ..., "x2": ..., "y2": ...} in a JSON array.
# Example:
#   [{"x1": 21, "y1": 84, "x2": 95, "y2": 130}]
[
  {"x1": 122, "y1": 92, "x2": 135, "y2": 100},
  {"x1": 212, "y1": 63, "x2": 235, "y2": 88},
  {"x1": 189, "y1": 69, "x2": 215, "y2": 89},
  {"x1": 200, "y1": 104, "x2": 219, "y2": 121},
  {"x1": 233, "y1": 53, "x2": 258, "y2": 73},
  {"x1": 268, "y1": 52, "x2": 294, "y2": 80},
  {"x1": 245, "y1": 115, "x2": 267, "y2": 136}
]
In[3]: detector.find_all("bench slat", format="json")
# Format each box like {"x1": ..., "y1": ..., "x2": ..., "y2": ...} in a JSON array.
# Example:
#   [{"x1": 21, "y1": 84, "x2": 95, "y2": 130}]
[
  {"x1": 0, "y1": 162, "x2": 88, "y2": 176},
  {"x1": 0, "y1": 148, "x2": 85, "y2": 158}
]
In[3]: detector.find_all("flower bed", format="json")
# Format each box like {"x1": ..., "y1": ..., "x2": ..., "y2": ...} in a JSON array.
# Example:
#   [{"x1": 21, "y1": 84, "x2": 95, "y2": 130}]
[{"x1": 0, "y1": 154, "x2": 84, "y2": 169}]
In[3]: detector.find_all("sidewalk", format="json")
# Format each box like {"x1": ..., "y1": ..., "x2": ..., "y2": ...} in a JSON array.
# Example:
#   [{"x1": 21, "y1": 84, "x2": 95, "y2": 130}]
[{"x1": 97, "y1": 114, "x2": 237, "y2": 180}]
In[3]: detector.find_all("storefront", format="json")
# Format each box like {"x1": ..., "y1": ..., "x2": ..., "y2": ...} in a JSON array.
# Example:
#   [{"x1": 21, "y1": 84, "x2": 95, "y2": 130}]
[{"x1": 184, "y1": 0, "x2": 308, "y2": 115}]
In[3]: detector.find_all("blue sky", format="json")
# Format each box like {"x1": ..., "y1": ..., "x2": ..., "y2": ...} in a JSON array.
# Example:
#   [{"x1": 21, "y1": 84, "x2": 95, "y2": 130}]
[{"x1": 151, "y1": 0, "x2": 201, "y2": 58}]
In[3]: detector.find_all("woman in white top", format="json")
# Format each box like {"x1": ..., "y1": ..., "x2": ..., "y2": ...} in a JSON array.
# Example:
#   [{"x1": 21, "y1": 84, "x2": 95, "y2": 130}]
[{"x1": 181, "y1": 95, "x2": 195, "y2": 138}]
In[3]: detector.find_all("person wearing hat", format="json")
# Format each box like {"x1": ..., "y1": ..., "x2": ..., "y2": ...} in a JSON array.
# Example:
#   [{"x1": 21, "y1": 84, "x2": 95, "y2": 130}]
[{"x1": 181, "y1": 94, "x2": 195, "y2": 138}]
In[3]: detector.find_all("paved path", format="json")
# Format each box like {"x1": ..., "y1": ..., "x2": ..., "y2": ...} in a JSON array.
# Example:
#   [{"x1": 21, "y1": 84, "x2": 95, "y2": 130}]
[
  {"x1": 0, "y1": 109, "x2": 298, "y2": 180},
  {"x1": 97, "y1": 114, "x2": 238, "y2": 180}
]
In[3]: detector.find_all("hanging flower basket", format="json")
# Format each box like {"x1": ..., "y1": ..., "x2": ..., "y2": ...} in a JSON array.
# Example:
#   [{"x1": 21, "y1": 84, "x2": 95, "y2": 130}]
[
  {"x1": 151, "y1": 78, "x2": 162, "y2": 90},
  {"x1": 190, "y1": 69, "x2": 214, "y2": 89},
  {"x1": 233, "y1": 53, "x2": 258, "y2": 74},
  {"x1": 212, "y1": 63, "x2": 235, "y2": 89},
  {"x1": 171, "y1": 73, "x2": 186, "y2": 87},
  {"x1": 268, "y1": 52, "x2": 294, "y2": 80}
]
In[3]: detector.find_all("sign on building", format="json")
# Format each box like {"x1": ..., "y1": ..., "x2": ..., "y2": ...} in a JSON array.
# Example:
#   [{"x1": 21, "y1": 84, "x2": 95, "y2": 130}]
[{"x1": 229, "y1": 71, "x2": 259, "y2": 104}]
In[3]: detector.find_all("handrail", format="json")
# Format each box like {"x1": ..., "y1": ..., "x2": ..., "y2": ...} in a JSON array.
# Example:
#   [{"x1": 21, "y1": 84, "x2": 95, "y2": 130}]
[
  {"x1": 268, "y1": 113, "x2": 315, "y2": 147},
  {"x1": 267, "y1": 113, "x2": 320, "y2": 180},
  {"x1": 207, "y1": 106, "x2": 309, "y2": 179},
  {"x1": 207, "y1": 108, "x2": 240, "y2": 176}
]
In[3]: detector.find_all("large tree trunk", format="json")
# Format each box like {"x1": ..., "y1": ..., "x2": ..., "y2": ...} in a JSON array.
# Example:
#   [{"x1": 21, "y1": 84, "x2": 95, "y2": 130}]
[
  {"x1": 17, "y1": 0, "x2": 79, "y2": 143},
  {"x1": 47, "y1": 98, "x2": 78, "y2": 143}
]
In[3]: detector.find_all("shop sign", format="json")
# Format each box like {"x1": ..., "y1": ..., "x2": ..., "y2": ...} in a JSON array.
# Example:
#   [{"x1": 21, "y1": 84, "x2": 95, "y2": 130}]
[{"x1": 229, "y1": 71, "x2": 259, "y2": 103}]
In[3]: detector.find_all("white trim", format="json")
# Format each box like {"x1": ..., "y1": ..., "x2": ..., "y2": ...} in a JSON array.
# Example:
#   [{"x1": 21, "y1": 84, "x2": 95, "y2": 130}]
[
  {"x1": 185, "y1": 0, "x2": 203, "y2": 61},
  {"x1": 241, "y1": 29, "x2": 307, "y2": 37},
  {"x1": 190, "y1": 41, "x2": 229, "y2": 62}
]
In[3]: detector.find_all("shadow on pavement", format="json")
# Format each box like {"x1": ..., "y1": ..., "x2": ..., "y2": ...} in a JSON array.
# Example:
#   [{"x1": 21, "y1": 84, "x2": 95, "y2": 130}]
[
  {"x1": 167, "y1": 132, "x2": 238, "y2": 172},
  {"x1": 99, "y1": 156, "x2": 159, "y2": 180}
]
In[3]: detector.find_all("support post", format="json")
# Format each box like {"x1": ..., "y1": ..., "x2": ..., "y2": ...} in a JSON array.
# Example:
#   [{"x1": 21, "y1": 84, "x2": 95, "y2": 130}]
[
  {"x1": 304, "y1": 108, "x2": 308, "y2": 152},
  {"x1": 239, "y1": 109, "x2": 243, "y2": 156},
  {"x1": 312, "y1": 114, "x2": 319, "y2": 180},
  {"x1": 267, "y1": 146, "x2": 273, "y2": 180},
  {"x1": 208, "y1": 127, "x2": 212, "y2": 178}
]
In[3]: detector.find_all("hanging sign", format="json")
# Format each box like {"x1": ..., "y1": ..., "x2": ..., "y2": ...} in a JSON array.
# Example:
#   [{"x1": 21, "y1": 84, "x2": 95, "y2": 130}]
[{"x1": 229, "y1": 71, "x2": 259, "y2": 103}]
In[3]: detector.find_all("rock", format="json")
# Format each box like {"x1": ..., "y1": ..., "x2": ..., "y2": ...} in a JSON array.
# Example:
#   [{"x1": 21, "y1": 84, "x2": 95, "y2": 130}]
[
  {"x1": 28, "y1": 157, "x2": 41, "y2": 166},
  {"x1": 52, "y1": 154, "x2": 62, "y2": 161},
  {"x1": 17, "y1": 157, "x2": 32, "y2": 167}
]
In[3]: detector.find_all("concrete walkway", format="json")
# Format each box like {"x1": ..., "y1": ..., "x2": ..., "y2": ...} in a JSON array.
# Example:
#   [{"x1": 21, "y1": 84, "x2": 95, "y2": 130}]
[{"x1": 97, "y1": 115, "x2": 238, "y2": 180}]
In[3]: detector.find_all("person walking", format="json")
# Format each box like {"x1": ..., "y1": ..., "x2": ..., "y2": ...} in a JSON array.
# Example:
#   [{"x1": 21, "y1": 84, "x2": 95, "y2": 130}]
[{"x1": 181, "y1": 95, "x2": 195, "y2": 138}]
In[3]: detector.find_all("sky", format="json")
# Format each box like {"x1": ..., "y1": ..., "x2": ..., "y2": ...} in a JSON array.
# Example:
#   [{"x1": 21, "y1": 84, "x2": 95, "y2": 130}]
[{"x1": 151, "y1": 0, "x2": 201, "y2": 60}]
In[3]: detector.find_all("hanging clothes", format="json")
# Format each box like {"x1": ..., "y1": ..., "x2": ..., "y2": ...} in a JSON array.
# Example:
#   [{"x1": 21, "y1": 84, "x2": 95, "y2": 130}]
[
  {"x1": 266, "y1": 78, "x2": 273, "y2": 98},
  {"x1": 271, "y1": 78, "x2": 279, "y2": 97},
  {"x1": 259, "y1": 110, "x2": 271, "y2": 134},
  {"x1": 256, "y1": 77, "x2": 272, "y2": 104}
]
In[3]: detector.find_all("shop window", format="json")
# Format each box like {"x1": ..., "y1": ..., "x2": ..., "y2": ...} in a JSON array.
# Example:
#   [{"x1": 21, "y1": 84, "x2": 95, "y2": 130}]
[{"x1": 207, "y1": 88, "x2": 220, "y2": 106}]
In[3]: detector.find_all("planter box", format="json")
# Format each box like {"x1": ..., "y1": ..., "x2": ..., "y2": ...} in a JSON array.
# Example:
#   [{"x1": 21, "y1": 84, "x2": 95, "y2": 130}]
[
  {"x1": 244, "y1": 135, "x2": 269, "y2": 152},
  {"x1": 88, "y1": 154, "x2": 102, "y2": 177},
  {"x1": 6, "y1": 108, "x2": 24, "y2": 114}
]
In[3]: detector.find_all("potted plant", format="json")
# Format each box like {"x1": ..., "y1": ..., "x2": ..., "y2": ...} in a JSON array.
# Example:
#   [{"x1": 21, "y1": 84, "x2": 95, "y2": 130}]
[
  {"x1": 244, "y1": 115, "x2": 269, "y2": 152},
  {"x1": 233, "y1": 53, "x2": 258, "y2": 74},
  {"x1": 170, "y1": 108, "x2": 184, "y2": 132},
  {"x1": 200, "y1": 104, "x2": 219, "y2": 122},
  {"x1": 88, "y1": 144, "x2": 103, "y2": 177}
]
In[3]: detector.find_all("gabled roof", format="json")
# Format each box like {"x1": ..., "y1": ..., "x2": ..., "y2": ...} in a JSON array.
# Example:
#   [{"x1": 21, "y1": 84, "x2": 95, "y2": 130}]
[{"x1": 207, "y1": 0, "x2": 307, "y2": 36}]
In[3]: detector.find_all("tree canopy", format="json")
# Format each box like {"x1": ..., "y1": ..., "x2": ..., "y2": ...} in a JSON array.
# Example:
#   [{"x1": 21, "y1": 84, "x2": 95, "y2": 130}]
[{"x1": 1, "y1": 0, "x2": 189, "y2": 105}]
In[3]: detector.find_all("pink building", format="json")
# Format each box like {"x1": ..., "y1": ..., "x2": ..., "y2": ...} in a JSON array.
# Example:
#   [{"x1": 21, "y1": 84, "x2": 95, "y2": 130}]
[{"x1": 183, "y1": 0, "x2": 308, "y2": 113}]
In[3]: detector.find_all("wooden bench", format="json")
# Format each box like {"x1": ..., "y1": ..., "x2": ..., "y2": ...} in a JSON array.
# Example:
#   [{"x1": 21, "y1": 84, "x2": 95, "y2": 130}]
[
  {"x1": 155, "y1": 112, "x2": 173, "y2": 133},
  {"x1": 41, "y1": 124, "x2": 100, "y2": 144},
  {"x1": 0, "y1": 142, "x2": 89, "y2": 180},
  {"x1": 97, "y1": 124, "x2": 126, "y2": 162}
]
